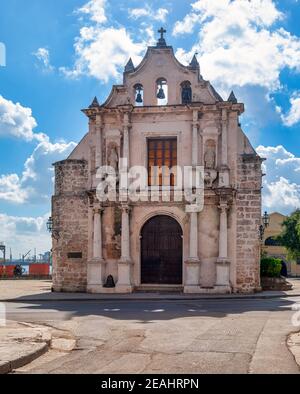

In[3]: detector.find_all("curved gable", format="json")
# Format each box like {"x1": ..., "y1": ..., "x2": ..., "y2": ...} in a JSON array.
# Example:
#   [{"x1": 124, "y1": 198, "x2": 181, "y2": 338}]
[{"x1": 101, "y1": 32, "x2": 224, "y2": 108}]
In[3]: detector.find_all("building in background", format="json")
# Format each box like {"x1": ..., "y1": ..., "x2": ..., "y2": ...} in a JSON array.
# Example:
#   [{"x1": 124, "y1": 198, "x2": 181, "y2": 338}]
[{"x1": 263, "y1": 212, "x2": 300, "y2": 277}]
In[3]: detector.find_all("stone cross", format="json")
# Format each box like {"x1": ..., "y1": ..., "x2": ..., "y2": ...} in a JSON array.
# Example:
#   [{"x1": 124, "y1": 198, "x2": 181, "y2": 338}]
[{"x1": 158, "y1": 27, "x2": 166, "y2": 40}]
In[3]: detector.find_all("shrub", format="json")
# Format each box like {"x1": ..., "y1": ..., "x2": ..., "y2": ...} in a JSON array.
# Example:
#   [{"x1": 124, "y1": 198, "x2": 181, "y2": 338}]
[{"x1": 260, "y1": 257, "x2": 282, "y2": 278}]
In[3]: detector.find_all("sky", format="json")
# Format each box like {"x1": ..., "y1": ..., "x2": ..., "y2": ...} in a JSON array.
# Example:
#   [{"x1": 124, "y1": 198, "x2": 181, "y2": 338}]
[{"x1": 0, "y1": 0, "x2": 300, "y2": 258}]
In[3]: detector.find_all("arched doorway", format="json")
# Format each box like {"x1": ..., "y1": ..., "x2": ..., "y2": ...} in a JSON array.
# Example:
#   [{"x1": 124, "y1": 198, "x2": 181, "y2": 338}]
[{"x1": 141, "y1": 215, "x2": 183, "y2": 285}]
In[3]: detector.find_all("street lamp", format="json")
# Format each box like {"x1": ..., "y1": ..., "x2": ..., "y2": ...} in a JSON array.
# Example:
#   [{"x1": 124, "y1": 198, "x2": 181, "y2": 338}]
[
  {"x1": 46, "y1": 217, "x2": 53, "y2": 233},
  {"x1": 46, "y1": 217, "x2": 60, "y2": 240},
  {"x1": 259, "y1": 211, "x2": 270, "y2": 241}
]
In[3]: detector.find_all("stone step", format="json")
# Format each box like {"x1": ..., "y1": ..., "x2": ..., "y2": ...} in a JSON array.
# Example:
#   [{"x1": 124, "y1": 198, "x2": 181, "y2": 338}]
[{"x1": 134, "y1": 285, "x2": 184, "y2": 293}]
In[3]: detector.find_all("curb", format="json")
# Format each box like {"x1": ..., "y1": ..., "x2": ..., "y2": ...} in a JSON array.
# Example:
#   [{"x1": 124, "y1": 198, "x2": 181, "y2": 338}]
[
  {"x1": 0, "y1": 342, "x2": 48, "y2": 374},
  {"x1": 3, "y1": 293, "x2": 300, "y2": 303}
]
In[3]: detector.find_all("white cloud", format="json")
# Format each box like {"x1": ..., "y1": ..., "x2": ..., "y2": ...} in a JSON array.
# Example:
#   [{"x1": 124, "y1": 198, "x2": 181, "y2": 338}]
[
  {"x1": 129, "y1": 6, "x2": 169, "y2": 22},
  {"x1": 256, "y1": 145, "x2": 300, "y2": 214},
  {"x1": 33, "y1": 47, "x2": 54, "y2": 72},
  {"x1": 60, "y1": 26, "x2": 146, "y2": 82},
  {"x1": 263, "y1": 177, "x2": 300, "y2": 213},
  {"x1": 173, "y1": 0, "x2": 300, "y2": 92},
  {"x1": 280, "y1": 95, "x2": 300, "y2": 127},
  {"x1": 77, "y1": 0, "x2": 107, "y2": 24},
  {"x1": 0, "y1": 140, "x2": 76, "y2": 204},
  {"x1": 61, "y1": 0, "x2": 151, "y2": 83},
  {"x1": 0, "y1": 213, "x2": 51, "y2": 258},
  {"x1": 0, "y1": 95, "x2": 48, "y2": 142}
]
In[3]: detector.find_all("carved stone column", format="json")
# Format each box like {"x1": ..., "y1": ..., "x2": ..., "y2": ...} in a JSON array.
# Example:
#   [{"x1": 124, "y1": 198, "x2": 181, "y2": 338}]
[
  {"x1": 116, "y1": 204, "x2": 133, "y2": 293},
  {"x1": 93, "y1": 207, "x2": 104, "y2": 260},
  {"x1": 87, "y1": 205, "x2": 106, "y2": 293},
  {"x1": 123, "y1": 113, "x2": 130, "y2": 166},
  {"x1": 216, "y1": 202, "x2": 231, "y2": 290},
  {"x1": 95, "y1": 114, "x2": 103, "y2": 169},
  {"x1": 219, "y1": 109, "x2": 230, "y2": 187},
  {"x1": 184, "y1": 207, "x2": 201, "y2": 293},
  {"x1": 192, "y1": 110, "x2": 199, "y2": 167}
]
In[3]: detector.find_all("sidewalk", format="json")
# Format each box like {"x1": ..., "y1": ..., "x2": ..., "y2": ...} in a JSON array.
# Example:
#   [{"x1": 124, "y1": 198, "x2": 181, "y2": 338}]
[
  {"x1": 0, "y1": 321, "x2": 51, "y2": 374},
  {"x1": 1, "y1": 279, "x2": 300, "y2": 302}
]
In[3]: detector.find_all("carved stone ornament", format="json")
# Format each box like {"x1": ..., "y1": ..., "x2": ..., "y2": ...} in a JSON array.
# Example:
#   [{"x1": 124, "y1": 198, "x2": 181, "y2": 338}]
[{"x1": 204, "y1": 169, "x2": 218, "y2": 188}]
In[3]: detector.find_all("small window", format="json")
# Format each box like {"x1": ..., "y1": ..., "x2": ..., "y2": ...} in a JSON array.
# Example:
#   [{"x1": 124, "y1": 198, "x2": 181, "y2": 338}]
[
  {"x1": 148, "y1": 138, "x2": 177, "y2": 187},
  {"x1": 181, "y1": 81, "x2": 192, "y2": 104},
  {"x1": 68, "y1": 252, "x2": 83, "y2": 259},
  {"x1": 134, "y1": 84, "x2": 143, "y2": 106},
  {"x1": 156, "y1": 78, "x2": 168, "y2": 106}
]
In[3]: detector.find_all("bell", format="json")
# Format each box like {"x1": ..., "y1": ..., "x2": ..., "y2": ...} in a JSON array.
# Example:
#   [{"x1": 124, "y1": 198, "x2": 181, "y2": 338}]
[
  {"x1": 157, "y1": 86, "x2": 165, "y2": 100},
  {"x1": 136, "y1": 92, "x2": 143, "y2": 103}
]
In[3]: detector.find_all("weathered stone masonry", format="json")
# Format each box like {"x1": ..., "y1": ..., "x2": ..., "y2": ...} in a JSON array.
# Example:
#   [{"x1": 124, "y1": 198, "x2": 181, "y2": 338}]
[
  {"x1": 236, "y1": 154, "x2": 263, "y2": 292},
  {"x1": 52, "y1": 160, "x2": 88, "y2": 292}
]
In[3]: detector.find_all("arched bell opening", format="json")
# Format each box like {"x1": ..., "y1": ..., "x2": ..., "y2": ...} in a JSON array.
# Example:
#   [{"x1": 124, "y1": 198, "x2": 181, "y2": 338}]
[
  {"x1": 134, "y1": 83, "x2": 144, "y2": 106},
  {"x1": 181, "y1": 81, "x2": 192, "y2": 104},
  {"x1": 156, "y1": 78, "x2": 168, "y2": 106}
]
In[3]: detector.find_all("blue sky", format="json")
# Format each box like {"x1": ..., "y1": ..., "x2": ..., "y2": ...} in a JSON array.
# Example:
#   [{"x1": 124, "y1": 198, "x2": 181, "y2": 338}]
[{"x1": 0, "y1": 0, "x2": 300, "y2": 258}]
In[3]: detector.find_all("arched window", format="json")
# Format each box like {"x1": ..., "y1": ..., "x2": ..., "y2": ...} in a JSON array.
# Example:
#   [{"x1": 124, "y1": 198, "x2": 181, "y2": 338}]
[
  {"x1": 134, "y1": 84, "x2": 144, "y2": 106},
  {"x1": 156, "y1": 78, "x2": 168, "y2": 106},
  {"x1": 181, "y1": 81, "x2": 192, "y2": 104},
  {"x1": 265, "y1": 237, "x2": 283, "y2": 246}
]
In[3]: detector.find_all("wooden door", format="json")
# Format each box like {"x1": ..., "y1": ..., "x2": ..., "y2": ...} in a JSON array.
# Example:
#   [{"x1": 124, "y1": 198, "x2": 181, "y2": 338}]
[{"x1": 141, "y1": 216, "x2": 183, "y2": 285}]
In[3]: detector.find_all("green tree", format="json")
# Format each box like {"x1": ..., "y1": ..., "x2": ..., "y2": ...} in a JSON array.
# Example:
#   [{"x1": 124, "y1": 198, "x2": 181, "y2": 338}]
[{"x1": 278, "y1": 209, "x2": 300, "y2": 260}]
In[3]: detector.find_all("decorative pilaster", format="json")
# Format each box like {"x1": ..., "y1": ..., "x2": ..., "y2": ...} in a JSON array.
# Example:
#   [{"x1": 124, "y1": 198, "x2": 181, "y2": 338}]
[
  {"x1": 216, "y1": 202, "x2": 231, "y2": 289},
  {"x1": 95, "y1": 114, "x2": 103, "y2": 169},
  {"x1": 93, "y1": 207, "x2": 104, "y2": 260},
  {"x1": 116, "y1": 204, "x2": 133, "y2": 293},
  {"x1": 219, "y1": 108, "x2": 230, "y2": 187},
  {"x1": 221, "y1": 109, "x2": 228, "y2": 167},
  {"x1": 189, "y1": 211, "x2": 199, "y2": 261},
  {"x1": 184, "y1": 207, "x2": 201, "y2": 293},
  {"x1": 123, "y1": 113, "x2": 131, "y2": 167},
  {"x1": 192, "y1": 110, "x2": 199, "y2": 167},
  {"x1": 87, "y1": 205, "x2": 106, "y2": 293}
]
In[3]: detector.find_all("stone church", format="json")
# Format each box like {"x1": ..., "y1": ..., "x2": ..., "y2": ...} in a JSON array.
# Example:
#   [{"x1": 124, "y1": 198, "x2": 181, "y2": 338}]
[{"x1": 52, "y1": 29, "x2": 263, "y2": 294}]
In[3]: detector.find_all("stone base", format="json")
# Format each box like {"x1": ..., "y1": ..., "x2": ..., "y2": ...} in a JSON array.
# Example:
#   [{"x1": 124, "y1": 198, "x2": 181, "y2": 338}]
[
  {"x1": 213, "y1": 285, "x2": 232, "y2": 294},
  {"x1": 185, "y1": 259, "x2": 201, "y2": 288},
  {"x1": 216, "y1": 258, "x2": 231, "y2": 287},
  {"x1": 87, "y1": 259, "x2": 106, "y2": 290},
  {"x1": 115, "y1": 285, "x2": 134, "y2": 294},
  {"x1": 184, "y1": 285, "x2": 202, "y2": 294},
  {"x1": 87, "y1": 284, "x2": 106, "y2": 294},
  {"x1": 116, "y1": 258, "x2": 133, "y2": 293},
  {"x1": 184, "y1": 285, "x2": 232, "y2": 294}
]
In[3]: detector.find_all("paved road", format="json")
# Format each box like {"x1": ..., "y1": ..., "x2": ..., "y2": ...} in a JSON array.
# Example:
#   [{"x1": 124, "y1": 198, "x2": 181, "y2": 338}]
[{"x1": 5, "y1": 296, "x2": 300, "y2": 374}]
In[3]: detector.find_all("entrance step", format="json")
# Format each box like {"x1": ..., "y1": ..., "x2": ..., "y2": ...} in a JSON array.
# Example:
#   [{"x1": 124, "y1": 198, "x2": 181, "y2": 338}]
[{"x1": 135, "y1": 285, "x2": 184, "y2": 293}]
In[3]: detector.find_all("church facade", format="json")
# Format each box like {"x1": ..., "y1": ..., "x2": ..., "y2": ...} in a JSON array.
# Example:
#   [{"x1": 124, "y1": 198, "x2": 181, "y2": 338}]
[{"x1": 52, "y1": 30, "x2": 263, "y2": 294}]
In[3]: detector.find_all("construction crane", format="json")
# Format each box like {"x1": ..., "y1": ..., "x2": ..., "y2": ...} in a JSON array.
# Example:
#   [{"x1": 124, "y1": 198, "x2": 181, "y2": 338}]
[{"x1": 22, "y1": 250, "x2": 31, "y2": 262}]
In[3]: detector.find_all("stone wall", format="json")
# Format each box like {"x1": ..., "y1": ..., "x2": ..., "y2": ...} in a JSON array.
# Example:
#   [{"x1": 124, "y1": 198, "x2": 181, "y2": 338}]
[
  {"x1": 236, "y1": 154, "x2": 262, "y2": 293},
  {"x1": 52, "y1": 160, "x2": 88, "y2": 292}
]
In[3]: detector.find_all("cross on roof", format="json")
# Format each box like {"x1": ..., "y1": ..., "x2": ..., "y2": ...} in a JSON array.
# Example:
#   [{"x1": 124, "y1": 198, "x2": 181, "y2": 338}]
[
  {"x1": 158, "y1": 27, "x2": 166, "y2": 40},
  {"x1": 156, "y1": 27, "x2": 167, "y2": 47}
]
